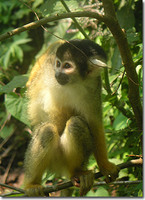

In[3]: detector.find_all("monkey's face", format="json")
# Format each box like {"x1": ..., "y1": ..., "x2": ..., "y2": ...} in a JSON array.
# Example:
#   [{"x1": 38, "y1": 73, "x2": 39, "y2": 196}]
[
  {"x1": 55, "y1": 54, "x2": 84, "y2": 85},
  {"x1": 54, "y1": 40, "x2": 107, "y2": 86},
  {"x1": 54, "y1": 57, "x2": 79, "y2": 85}
]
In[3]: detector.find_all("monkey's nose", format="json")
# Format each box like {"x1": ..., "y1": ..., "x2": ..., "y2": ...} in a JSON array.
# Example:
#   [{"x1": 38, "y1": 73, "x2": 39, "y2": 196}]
[{"x1": 55, "y1": 72, "x2": 69, "y2": 85}]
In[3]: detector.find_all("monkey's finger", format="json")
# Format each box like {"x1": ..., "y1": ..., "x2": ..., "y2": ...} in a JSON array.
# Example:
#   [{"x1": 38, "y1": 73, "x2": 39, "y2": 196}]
[
  {"x1": 105, "y1": 172, "x2": 118, "y2": 183},
  {"x1": 71, "y1": 177, "x2": 80, "y2": 187},
  {"x1": 105, "y1": 175, "x2": 112, "y2": 184},
  {"x1": 105, "y1": 167, "x2": 120, "y2": 183}
]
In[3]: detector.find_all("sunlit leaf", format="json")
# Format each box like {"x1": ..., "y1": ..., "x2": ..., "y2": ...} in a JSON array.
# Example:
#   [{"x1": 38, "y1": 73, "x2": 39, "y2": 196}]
[
  {"x1": 5, "y1": 93, "x2": 30, "y2": 126},
  {"x1": 0, "y1": 75, "x2": 28, "y2": 94}
]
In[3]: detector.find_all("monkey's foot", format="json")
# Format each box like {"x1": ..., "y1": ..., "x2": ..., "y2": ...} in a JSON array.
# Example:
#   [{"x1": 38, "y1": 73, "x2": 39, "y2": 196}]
[
  {"x1": 72, "y1": 170, "x2": 94, "y2": 196},
  {"x1": 25, "y1": 184, "x2": 47, "y2": 197},
  {"x1": 99, "y1": 161, "x2": 119, "y2": 183}
]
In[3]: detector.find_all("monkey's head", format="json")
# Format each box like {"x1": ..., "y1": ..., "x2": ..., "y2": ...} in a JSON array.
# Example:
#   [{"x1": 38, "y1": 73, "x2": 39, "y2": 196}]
[{"x1": 54, "y1": 39, "x2": 107, "y2": 85}]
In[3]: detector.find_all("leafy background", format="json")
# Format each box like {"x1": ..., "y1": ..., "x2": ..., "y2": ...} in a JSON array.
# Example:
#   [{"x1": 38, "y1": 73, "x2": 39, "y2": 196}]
[{"x1": 0, "y1": 0, "x2": 142, "y2": 197}]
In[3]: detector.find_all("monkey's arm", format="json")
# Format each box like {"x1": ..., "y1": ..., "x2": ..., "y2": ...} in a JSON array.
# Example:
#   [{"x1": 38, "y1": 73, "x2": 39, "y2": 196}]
[
  {"x1": 90, "y1": 120, "x2": 119, "y2": 182},
  {"x1": 87, "y1": 76, "x2": 119, "y2": 182}
]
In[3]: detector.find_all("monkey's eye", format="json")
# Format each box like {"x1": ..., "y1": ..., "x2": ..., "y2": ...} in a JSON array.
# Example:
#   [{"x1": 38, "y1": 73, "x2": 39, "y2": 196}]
[
  {"x1": 56, "y1": 60, "x2": 61, "y2": 68},
  {"x1": 64, "y1": 63, "x2": 72, "y2": 69}
]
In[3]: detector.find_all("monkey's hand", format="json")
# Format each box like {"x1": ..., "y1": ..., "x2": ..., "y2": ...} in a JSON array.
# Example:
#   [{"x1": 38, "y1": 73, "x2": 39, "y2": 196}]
[
  {"x1": 25, "y1": 184, "x2": 46, "y2": 197},
  {"x1": 71, "y1": 170, "x2": 94, "y2": 196},
  {"x1": 99, "y1": 161, "x2": 119, "y2": 183}
]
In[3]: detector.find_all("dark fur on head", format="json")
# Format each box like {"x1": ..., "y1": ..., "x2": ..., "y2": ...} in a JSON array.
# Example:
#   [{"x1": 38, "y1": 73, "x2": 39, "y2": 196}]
[{"x1": 56, "y1": 39, "x2": 107, "y2": 77}]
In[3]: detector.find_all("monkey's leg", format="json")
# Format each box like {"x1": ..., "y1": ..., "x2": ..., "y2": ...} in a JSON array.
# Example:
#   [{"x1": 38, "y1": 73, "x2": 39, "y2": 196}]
[
  {"x1": 24, "y1": 123, "x2": 59, "y2": 196},
  {"x1": 61, "y1": 116, "x2": 94, "y2": 196}
]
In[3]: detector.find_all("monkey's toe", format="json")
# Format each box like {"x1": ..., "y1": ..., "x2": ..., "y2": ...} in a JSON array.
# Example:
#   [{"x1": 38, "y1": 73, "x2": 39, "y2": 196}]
[
  {"x1": 71, "y1": 170, "x2": 94, "y2": 196},
  {"x1": 79, "y1": 171, "x2": 94, "y2": 196}
]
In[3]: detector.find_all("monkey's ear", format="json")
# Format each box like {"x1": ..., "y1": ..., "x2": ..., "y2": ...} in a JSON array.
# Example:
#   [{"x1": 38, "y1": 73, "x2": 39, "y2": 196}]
[{"x1": 89, "y1": 58, "x2": 107, "y2": 68}]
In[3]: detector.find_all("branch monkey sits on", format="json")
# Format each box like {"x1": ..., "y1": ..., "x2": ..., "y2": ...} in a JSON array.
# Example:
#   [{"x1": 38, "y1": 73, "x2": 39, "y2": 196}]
[{"x1": 24, "y1": 39, "x2": 119, "y2": 196}]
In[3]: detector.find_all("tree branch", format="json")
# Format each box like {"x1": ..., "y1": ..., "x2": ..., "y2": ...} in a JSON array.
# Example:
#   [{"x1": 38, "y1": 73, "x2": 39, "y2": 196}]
[
  {"x1": 102, "y1": 0, "x2": 142, "y2": 130},
  {"x1": 0, "y1": 158, "x2": 142, "y2": 196},
  {"x1": 43, "y1": 158, "x2": 142, "y2": 196},
  {"x1": 0, "y1": 11, "x2": 104, "y2": 42}
]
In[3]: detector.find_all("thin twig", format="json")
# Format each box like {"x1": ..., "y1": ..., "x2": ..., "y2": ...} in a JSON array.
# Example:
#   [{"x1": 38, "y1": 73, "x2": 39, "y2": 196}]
[
  {"x1": 93, "y1": 180, "x2": 142, "y2": 186},
  {"x1": 0, "y1": 129, "x2": 14, "y2": 150},
  {"x1": 0, "y1": 113, "x2": 11, "y2": 134},
  {"x1": 2, "y1": 152, "x2": 16, "y2": 183},
  {"x1": 103, "y1": 68, "x2": 133, "y2": 119},
  {"x1": 111, "y1": 70, "x2": 125, "y2": 95},
  {"x1": 60, "y1": 0, "x2": 89, "y2": 39},
  {"x1": 0, "y1": 144, "x2": 15, "y2": 160},
  {"x1": 0, "y1": 183, "x2": 24, "y2": 193},
  {"x1": 126, "y1": 155, "x2": 142, "y2": 158},
  {"x1": 1, "y1": 191, "x2": 24, "y2": 197}
]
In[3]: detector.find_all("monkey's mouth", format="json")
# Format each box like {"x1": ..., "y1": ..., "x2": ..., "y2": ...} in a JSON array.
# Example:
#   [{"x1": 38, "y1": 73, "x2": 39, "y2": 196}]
[{"x1": 55, "y1": 72, "x2": 69, "y2": 85}]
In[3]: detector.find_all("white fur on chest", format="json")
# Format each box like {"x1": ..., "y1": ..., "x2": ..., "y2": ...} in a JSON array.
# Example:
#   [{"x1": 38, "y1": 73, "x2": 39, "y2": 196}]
[{"x1": 41, "y1": 79, "x2": 97, "y2": 118}]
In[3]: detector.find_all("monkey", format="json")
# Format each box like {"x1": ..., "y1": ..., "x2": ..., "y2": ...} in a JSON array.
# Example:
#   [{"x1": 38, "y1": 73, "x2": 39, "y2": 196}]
[{"x1": 24, "y1": 39, "x2": 119, "y2": 197}]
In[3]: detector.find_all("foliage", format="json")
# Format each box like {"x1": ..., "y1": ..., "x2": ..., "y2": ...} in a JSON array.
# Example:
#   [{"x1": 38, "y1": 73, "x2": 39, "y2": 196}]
[{"x1": 0, "y1": 0, "x2": 142, "y2": 197}]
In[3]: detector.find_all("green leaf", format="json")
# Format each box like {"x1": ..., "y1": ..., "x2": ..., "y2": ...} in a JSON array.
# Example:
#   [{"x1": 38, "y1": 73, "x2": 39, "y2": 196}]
[
  {"x1": 113, "y1": 113, "x2": 129, "y2": 130},
  {"x1": 40, "y1": 0, "x2": 81, "y2": 16},
  {"x1": 117, "y1": 5, "x2": 135, "y2": 30},
  {"x1": 13, "y1": 45, "x2": 23, "y2": 62},
  {"x1": 0, "y1": 124, "x2": 15, "y2": 139},
  {"x1": 87, "y1": 187, "x2": 109, "y2": 197},
  {"x1": 13, "y1": 38, "x2": 31, "y2": 45},
  {"x1": 126, "y1": 28, "x2": 140, "y2": 45},
  {"x1": 0, "y1": 74, "x2": 28, "y2": 94},
  {"x1": 138, "y1": 189, "x2": 143, "y2": 197},
  {"x1": 32, "y1": 0, "x2": 44, "y2": 8},
  {"x1": 2, "y1": 35, "x2": 31, "y2": 68},
  {"x1": 3, "y1": 46, "x2": 12, "y2": 68},
  {"x1": 133, "y1": 44, "x2": 143, "y2": 63},
  {"x1": 111, "y1": 46, "x2": 122, "y2": 74},
  {"x1": 5, "y1": 93, "x2": 30, "y2": 126},
  {"x1": 40, "y1": 0, "x2": 65, "y2": 16}
]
